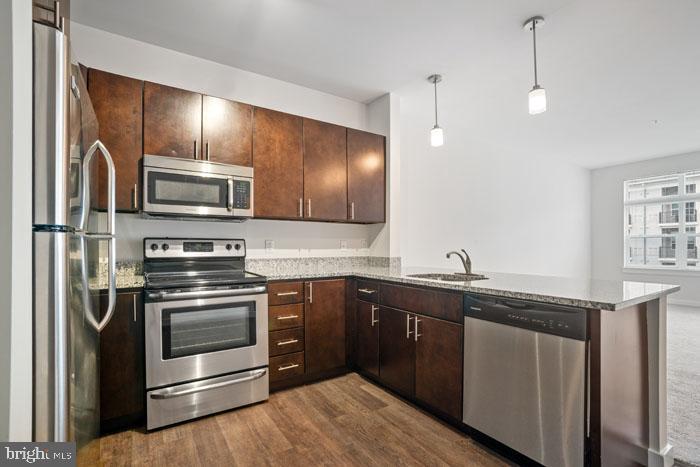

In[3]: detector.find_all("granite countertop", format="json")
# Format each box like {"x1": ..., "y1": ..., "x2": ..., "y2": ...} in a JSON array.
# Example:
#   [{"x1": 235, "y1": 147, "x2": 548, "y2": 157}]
[
  {"x1": 99, "y1": 257, "x2": 680, "y2": 311},
  {"x1": 250, "y1": 264, "x2": 680, "y2": 311}
]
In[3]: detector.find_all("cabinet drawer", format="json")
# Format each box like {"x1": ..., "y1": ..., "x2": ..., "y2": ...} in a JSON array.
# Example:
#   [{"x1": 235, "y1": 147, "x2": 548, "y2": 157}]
[
  {"x1": 356, "y1": 280, "x2": 379, "y2": 303},
  {"x1": 268, "y1": 281, "x2": 305, "y2": 305},
  {"x1": 380, "y1": 283, "x2": 463, "y2": 323},
  {"x1": 269, "y1": 328, "x2": 305, "y2": 357},
  {"x1": 269, "y1": 352, "x2": 305, "y2": 382},
  {"x1": 269, "y1": 304, "x2": 304, "y2": 331}
]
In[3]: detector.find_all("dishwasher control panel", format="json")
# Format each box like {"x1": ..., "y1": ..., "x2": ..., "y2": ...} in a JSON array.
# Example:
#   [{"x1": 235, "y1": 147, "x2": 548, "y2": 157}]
[{"x1": 464, "y1": 294, "x2": 586, "y2": 340}]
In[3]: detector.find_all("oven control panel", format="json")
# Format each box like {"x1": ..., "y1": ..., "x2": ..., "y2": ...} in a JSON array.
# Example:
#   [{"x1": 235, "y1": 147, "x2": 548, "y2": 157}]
[{"x1": 144, "y1": 238, "x2": 246, "y2": 259}]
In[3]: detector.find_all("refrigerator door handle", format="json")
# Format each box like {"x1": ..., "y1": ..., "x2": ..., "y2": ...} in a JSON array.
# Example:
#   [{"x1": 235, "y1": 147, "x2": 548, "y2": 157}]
[{"x1": 79, "y1": 139, "x2": 117, "y2": 332}]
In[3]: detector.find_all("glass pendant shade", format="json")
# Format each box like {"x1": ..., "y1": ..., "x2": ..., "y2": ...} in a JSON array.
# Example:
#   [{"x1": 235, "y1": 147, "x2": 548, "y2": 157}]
[
  {"x1": 430, "y1": 125, "x2": 444, "y2": 147},
  {"x1": 528, "y1": 86, "x2": 547, "y2": 115}
]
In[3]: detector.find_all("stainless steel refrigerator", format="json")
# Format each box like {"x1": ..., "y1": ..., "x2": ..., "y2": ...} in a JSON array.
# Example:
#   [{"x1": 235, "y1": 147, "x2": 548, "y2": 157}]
[{"x1": 32, "y1": 18, "x2": 117, "y2": 460}]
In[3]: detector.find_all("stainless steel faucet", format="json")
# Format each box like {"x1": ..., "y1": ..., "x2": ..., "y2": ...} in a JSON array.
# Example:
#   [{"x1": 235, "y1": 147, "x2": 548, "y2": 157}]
[{"x1": 446, "y1": 249, "x2": 472, "y2": 275}]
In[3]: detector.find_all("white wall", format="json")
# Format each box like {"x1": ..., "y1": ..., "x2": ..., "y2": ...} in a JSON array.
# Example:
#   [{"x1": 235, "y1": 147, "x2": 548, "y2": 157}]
[
  {"x1": 592, "y1": 151, "x2": 700, "y2": 306},
  {"x1": 0, "y1": 0, "x2": 33, "y2": 441},
  {"x1": 397, "y1": 83, "x2": 592, "y2": 278},
  {"x1": 71, "y1": 23, "x2": 389, "y2": 260}
]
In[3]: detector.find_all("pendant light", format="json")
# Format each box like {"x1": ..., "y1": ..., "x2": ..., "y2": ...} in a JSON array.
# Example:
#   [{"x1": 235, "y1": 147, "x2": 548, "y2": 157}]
[
  {"x1": 523, "y1": 16, "x2": 546, "y2": 115},
  {"x1": 428, "y1": 74, "x2": 444, "y2": 147}
]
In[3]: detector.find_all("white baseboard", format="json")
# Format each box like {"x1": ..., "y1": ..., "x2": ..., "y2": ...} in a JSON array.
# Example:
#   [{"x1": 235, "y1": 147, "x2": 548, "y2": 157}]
[{"x1": 667, "y1": 298, "x2": 700, "y2": 308}]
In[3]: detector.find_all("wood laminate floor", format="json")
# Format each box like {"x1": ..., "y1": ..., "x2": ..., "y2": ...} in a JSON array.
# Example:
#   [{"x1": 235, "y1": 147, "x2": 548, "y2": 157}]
[{"x1": 92, "y1": 373, "x2": 510, "y2": 466}]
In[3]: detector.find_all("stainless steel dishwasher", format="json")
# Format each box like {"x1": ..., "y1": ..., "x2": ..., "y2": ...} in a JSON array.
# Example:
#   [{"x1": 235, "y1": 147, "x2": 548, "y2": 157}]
[{"x1": 463, "y1": 294, "x2": 587, "y2": 467}]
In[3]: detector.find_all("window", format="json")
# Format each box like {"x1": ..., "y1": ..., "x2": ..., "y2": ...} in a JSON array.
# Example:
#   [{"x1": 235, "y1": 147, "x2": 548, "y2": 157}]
[{"x1": 624, "y1": 170, "x2": 700, "y2": 270}]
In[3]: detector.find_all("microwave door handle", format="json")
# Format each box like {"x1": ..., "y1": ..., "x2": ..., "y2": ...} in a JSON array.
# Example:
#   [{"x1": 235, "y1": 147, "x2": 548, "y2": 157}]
[{"x1": 227, "y1": 178, "x2": 234, "y2": 212}]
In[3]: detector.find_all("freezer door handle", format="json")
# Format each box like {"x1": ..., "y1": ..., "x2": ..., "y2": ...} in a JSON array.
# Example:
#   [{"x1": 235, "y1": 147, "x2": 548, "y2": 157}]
[{"x1": 79, "y1": 139, "x2": 117, "y2": 332}]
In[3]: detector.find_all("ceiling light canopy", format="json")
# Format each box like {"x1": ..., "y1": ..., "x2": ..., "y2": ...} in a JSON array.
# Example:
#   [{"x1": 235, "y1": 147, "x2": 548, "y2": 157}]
[
  {"x1": 523, "y1": 16, "x2": 546, "y2": 115},
  {"x1": 428, "y1": 74, "x2": 444, "y2": 147}
]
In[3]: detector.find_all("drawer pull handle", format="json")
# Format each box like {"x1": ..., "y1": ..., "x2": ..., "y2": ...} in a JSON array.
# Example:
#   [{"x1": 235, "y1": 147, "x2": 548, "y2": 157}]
[
  {"x1": 470, "y1": 306, "x2": 482, "y2": 311},
  {"x1": 277, "y1": 315, "x2": 299, "y2": 320},
  {"x1": 276, "y1": 291, "x2": 299, "y2": 296},
  {"x1": 278, "y1": 363, "x2": 300, "y2": 371},
  {"x1": 277, "y1": 339, "x2": 299, "y2": 346},
  {"x1": 358, "y1": 288, "x2": 376, "y2": 294}
]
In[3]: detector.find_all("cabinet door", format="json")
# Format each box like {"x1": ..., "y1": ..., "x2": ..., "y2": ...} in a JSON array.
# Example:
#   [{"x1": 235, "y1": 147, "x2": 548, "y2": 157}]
[
  {"x1": 253, "y1": 107, "x2": 303, "y2": 219},
  {"x1": 378, "y1": 307, "x2": 415, "y2": 397},
  {"x1": 202, "y1": 95, "x2": 253, "y2": 166},
  {"x1": 302, "y1": 119, "x2": 347, "y2": 221},
  {"x1": 87, "y1": 69, "x2": 143, "y2": 211},
  {"x1": 143, "y1": 82, "x2": 202, "y2": 159},
  {"x1": 100, "y1": 292, "x2": 144, "y2": 431},
  {"x1": 347, "y1": 129, "x2": 385, "y2": 223},
  {"x1": 415, "y1": 316, "x2": 463, "y2": 419},
  {"x1": 356, "y1": 300, "x2": 380, "y2": 377},
  {"x1": 305, "y1": 279, "x2": 346, "y2": 375}
]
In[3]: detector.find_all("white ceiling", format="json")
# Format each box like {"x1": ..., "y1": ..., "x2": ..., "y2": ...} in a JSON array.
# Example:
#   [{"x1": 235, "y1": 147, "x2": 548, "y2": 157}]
[{"x1": 73, "y1": 0, "x2": 700, "y2": 168}]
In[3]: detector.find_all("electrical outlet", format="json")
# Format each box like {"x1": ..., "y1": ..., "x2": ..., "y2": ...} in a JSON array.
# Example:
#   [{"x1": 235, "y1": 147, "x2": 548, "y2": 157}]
[
  {"x1": 265, "y1": 240, "x2": 274, "y2": 251},
  {"x1": 360, "y1": 239, "x2": 368, "y2": 249},
  {"x1": 340, "y1": 240, "x2": 348, "y2": 250}
]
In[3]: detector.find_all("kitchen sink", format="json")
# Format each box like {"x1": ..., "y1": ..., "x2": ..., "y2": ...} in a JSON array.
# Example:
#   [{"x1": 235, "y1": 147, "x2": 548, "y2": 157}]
[{"x1": 408, "y1": 273, "x2": 488, "y2": 282}]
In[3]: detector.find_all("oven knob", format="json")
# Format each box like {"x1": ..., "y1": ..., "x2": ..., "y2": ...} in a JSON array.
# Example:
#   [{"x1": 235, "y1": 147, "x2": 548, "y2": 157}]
[
  {"x1": 150, "y1": 243, "x2": 159, "y2": 251},
  {"x1": 225, "y1": 244, "x2": 233, "y2": 251},
  {"x1": 162, "y1": 243, "x2": 169, "y2": 251},
  {"x1": 234, "y1": 243, "x2": 241, "y2": 251}
]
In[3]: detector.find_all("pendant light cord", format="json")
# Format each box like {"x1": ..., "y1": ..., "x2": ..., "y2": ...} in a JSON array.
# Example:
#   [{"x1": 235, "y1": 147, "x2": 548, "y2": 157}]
[
  {"x1": 434, "y1": 79, "x2": 439, "y2": 126},
  {"x1": 532, "y1": 20, "x2": 539, "y2": 87}
]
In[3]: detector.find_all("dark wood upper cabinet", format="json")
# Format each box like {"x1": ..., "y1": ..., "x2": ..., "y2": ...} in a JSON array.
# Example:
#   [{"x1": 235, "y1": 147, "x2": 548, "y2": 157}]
[
  {"x1": 304, "y1": 279, "x2": 346, "y2": 375},
  {"x1": 378, "y1": 306, "x2": 415, "y2": 398},
  {"x1": 253, "y1": 107, "x2": 303, "y2": 219},
  {"x1": 87, "y1": 68, "x2": 143, "y2": 211},
  {"x1": 356, "y1": 300, "x2": 380, "y2": 377},
  {"x1": 202, "y1": 96, "x2": 253, "y2": 166},
  {"x1": 143, "y1": 82, "x2": 202, "y2": 159},
  {"x1": 347, "y1": 128, "x2": 385, "y2": 223},
  {"x1": 302, "y1": 119, "x2": 347, "y2": 221},
  {"x1": 99, "y1": 291, "x2": 144, "y2": 432},
  {"x1": 414, "y1": 316, "x2": 463, "y2": 420}
]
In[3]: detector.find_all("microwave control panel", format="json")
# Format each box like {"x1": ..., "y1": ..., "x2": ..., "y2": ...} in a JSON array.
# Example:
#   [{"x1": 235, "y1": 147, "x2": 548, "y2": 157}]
[{"x1": 233, "y1": 179, "x2": 251, "y2": 209}]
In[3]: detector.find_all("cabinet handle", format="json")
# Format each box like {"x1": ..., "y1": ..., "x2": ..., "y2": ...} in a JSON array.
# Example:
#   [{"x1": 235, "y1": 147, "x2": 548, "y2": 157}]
[
  {"x1": 276, "y1": 315, "x2": 299, "y2": 320},
  {"x1": 132, "y1": 294, "x2": 137, "y2": 322},
  {"x1": 358, "y1": 288, "x2": 376, "y2": 294},
  {"x1": 193, "y1": 140, "x2": 198, "y2": 159},
  {"x1": 299, "y1": 198, "x2": 303, "y2": 218},
  {"x1": 308, "y1": 282, "x2": 313, "y2": 304},
  {"x1": 406, "y1": 314, "x2": 413, "y2": 338},
  {"x1": 133, "y1": 184, "x2": 138, "y2": 210},
  {"x1": 278, "y1": 364, "x2": 300, "y2": 371},
  {"x1": 307, "y1": 199, "x2": 311, "y2": 218},
  {"x1": 276, "y1": 291, "x2": 298, "y2": 297},
  {"x1": 276, "y1": 339, "x2": 299, "y2": 346},
  {"x1": 371, "y1": 305, "x2": 379, "y2": 327},
  {"x1": 351, "y1": 201, "x2": 355, "y2": 220},
  {"x1": 414, "y1": 317, "x2": 421, "y2": 342},
  {"x1": 205, "y1": 141, "x2": 210, "y2": 161}
]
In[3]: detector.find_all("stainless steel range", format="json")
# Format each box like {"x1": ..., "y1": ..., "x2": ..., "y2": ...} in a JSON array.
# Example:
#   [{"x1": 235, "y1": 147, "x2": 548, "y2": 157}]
[{"x1": 144, "y1": 238, "x2": 268, "y2": 430}]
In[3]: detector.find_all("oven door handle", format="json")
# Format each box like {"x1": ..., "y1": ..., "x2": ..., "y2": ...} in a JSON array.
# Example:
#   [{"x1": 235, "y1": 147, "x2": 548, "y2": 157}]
[
  {"x1": 149, "y1": 369, "x2": 267, "y2": 400},
  {"x1": 147, "y1": 285, "x2": 267, "y2": 301}
]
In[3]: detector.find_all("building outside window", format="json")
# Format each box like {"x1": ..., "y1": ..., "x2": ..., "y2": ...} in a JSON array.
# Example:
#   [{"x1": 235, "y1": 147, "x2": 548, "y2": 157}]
[{"x1": 624, "y1": 170, "x2": 700, "y2": 270}]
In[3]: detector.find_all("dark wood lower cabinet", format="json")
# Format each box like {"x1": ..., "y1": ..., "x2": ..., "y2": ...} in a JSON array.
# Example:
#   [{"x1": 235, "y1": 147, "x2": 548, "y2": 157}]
[
  {"x1": 415, "y1": 316, "x2": 463, "y2": 420},
  {"x1": 378, "y1": 306, "x2": 415, "y2": 398},
  {"x1": 305, "y1": 279, "x2": 346, "y2": 375},
  {"x1": 99, "y1": 291, "x2": 144, "y2": 433},
  {"x1": 356, "y1": 300, "x2": 379, "y2": 377}
]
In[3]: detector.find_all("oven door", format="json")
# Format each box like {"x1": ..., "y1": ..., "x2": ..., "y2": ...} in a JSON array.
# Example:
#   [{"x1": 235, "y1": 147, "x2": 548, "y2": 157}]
[
  {"x1": 142, "y1": 166, "x2": 253, "y2": 218},
  {"x1": 145, "y1": 289, "x2": 268, "y2": 389}
]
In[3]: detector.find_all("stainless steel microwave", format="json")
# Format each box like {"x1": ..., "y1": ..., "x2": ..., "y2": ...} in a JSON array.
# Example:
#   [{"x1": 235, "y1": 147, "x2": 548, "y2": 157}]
[{"x1": 142, "y1": 154, "x2": 253, "y2": 220}]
